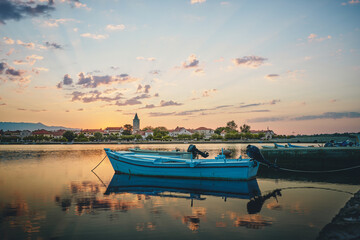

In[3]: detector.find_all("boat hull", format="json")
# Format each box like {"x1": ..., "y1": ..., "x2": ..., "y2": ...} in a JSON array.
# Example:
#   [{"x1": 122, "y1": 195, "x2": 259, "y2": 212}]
[
  {"x1": 105, "y1": 149, "x2": 259, "y2": 180},
  {"x1": 105, "y1": 174, "x2": 261, "y2": 199}
]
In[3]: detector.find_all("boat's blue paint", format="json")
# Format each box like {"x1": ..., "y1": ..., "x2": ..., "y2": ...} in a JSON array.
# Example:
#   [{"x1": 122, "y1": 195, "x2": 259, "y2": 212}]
[
  {"x1": 104, "y1": 173, "x2": 261, "y2": 200},
  {"x1": 287, "y1": 143, "x2": 307, "y2": 148},
  {"x1": 274, "y1": 143, "x2": 286, "y2": 148},
  {"x1": 104, "y1": 149, "x2": 259, "y2": 180}
]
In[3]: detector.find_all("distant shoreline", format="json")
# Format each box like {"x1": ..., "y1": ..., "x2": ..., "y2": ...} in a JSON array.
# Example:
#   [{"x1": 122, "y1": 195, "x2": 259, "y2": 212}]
[{"x1": 0, "y1": 139, "x2": 327, "y2": 145}]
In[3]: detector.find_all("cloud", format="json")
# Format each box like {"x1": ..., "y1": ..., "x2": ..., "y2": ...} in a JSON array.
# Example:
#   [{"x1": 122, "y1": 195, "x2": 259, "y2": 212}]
[
  {"x1": 0, "y1": 62, "x2": 8, "y2": 74},
  {"x1": 3, "y1": 37, "x2": 14, "y2": 44},
  {"x1": 70, "y1": 90, "x2": 123, "y2": 103},
  {"x1": 232, "y1": 56, "x2": 268, "y2": 68},
  {"x1": 106, "y1": 24, "x2": 125, "y2": 31},
  {"x1": 149, "y1": 70, "x2": 160, "y2": 75},
  {"x1": 182, "y1": 54, "x2": 200, "y2": 68},
  {"x1": 202, "y1": 89, "x2": 217, "y2": 97},
  {"x1": 44, "y1": 18, "x2": 76, "y2": 27},
  {"x1": 149, "y1": 112, "x2": 176, "y2": 117},
  {"x1": 81, "y1": 33, "x2": 108, "y2": 40},
  {"x1": 191, "y1": 0, "x2": 206, "y2": 4},
  {"x1": 160, "y1": 100, "x2": 183, "y2": 107},
  {"x1": 26, "y1": 55, "x2": 44, "y2": 65},
  {"x1": 44, "y1": 41, "x2": 63, "y2": 49},
  {"x1": 248, "y1": 116, "x2": 288, "y2": 123},
  {"x1": 265, "y1": 74, "x2": 279, "y2": 81},
  {"x1": 6, "y1": 48, "x2": 15, "y2": 56},
  {"x1": 75, "y1": 72, "x2": 140, "y2": 88},
  {"x1": 136, "y1": 56, "x2": 156, "y2": 61},
  {"x1": 238, "y1": 99, "x2": 280, "y2": 108},
  {"x1": 140, "y1": 104, "x2": 156, "y2": 109},
  {"x1": 292, "y1": 112, "x2": 360, "y2": 121},
  {"x1": 307, "y1": 33, "x2": 331, "y2": 42},
  {"x1": 57, "y1": 74, "x2": 73, "y2": 88},
  {"x1": 0, "y1": 0, "x2": 55, "y2": 24},
  {"x1": 114, "y1": 94, "x2": 151, "y2": 106},
  {"x1": 16, "y1": 40, "x2": 35, "y2": 49},
  {"x1": 136, "y1": 84, "x2": 151, "y2": 94}
]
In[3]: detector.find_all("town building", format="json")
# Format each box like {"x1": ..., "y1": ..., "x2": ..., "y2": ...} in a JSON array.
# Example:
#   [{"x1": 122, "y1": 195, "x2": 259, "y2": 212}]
[
  {"x1": 104, "y1": 127, "x2": 123, "y2": 135},
  {"x1": 168, "y1": 127, "x2": 193, "y2": 138},
  {"x1": 32, "y1": 129, "x2": 54, "y2": 138},
  {"x1": 195, "y1": 127, "x2": 214, "y2": 139},
  {"x1": 250, "y1": 128, "x2": 275, "y2": 140},
  {"x1": 81, "y1": 129, "x2": 104, "y2": 137},
  {"x1": 133, "y1": 113, "x2": 140, "y2": 132}
]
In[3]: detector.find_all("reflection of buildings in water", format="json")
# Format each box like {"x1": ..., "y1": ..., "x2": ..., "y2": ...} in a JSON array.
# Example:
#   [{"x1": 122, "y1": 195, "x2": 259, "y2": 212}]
[
  {"x1": 266, "y1": 201, "x2": 283, "y2": 210},
  {"x1": 289, "y1": 202, "x2": 309, "y2": 215},
  {"x1": 233, "y1": 214, "x2": 273, "y2": 229},
  {"x1": 136, "y1": 222, "x2": 157, "y2": 232},
  {"x1": 2, "y1": 198, "x2": 46, "y2": 237},
  {"x1": 228, "y1": 211, "x2": 273, "y2": 229},
  {"x1": 54, "y1": 181, "x2": 146, "y2": 216},
  {"x1": 182, "y1": 207, "x2": 207, "y2": 232}
]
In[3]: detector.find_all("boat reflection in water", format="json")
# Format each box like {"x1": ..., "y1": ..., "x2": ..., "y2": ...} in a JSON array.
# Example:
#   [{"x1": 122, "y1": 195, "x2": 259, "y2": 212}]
[{"x1": 105, "y1": 174, "x2": 263, "y2": 207}]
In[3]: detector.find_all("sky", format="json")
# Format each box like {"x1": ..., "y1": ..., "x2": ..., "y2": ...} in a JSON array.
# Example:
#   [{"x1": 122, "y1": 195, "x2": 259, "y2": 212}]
[{"x1": 0, "y1": 0, "x2": 359, "y2": 135}]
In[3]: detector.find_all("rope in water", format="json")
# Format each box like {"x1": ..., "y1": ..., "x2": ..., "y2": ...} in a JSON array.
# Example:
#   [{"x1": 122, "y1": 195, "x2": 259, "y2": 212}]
[
  {"x1": 259, "y1": 162, "x2": 360, "y2": 173},
  {"x1": 91, "y1": 155, "x2": 107, "y2": 171}
]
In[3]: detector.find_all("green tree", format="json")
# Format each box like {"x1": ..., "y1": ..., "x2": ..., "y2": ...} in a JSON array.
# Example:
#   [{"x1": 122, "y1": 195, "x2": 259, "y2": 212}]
[
  {"x1": 142, "y1": 126, "x2": 153, "y2": 131},
  {"x1": 240, "y1": 124, "x2": 251, "y2": 133},
  {"x1": 210, "y1": 134, "x2": 223, "y2": 140},
  {"x1": 153, "y1": 127, "x2": 169, "y2": 139},
  {"x1": 214, "y1": 127, "x2": 225, "y2": 135},
  {"x1": 226, "y1": 120, "x2": 238, "y2": 131},
  {"x1": 63, "y1": 131, "x2": 76, "y2": 142},
  {"x1": 123, "y1": 124, "x2": 133, "y2": 135},
  {"x1": 94, "y1": 132, "x2": 103, "y2": 141},
  {"x1": 135, "y1": 134, "x2": 143, "y2": 140}
]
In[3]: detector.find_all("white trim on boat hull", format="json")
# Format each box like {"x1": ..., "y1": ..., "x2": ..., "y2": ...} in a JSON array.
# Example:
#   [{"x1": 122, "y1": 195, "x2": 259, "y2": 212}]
[{"x1": 105, "y1": 149, "x2": 259, "y2": 180}]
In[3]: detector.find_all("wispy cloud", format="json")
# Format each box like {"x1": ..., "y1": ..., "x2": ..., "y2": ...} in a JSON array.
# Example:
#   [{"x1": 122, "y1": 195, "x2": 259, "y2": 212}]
[
  {"x1": 136, "y1": 56, "x2": 156, "y2": 61},
  {"x1": 191, "y1": 0, "x2": 206, "y2": 4},
  {"x1": 44, "y1": 18, "x2": 76, "y2": 27},
  {"x1": 106, "y1": 24, "x2": 125, "y2": 31},
  {"x1": 3, "y1": 37, "x2": 14, "y2": 44},
  {"x1": 307, "y1": 33, "x2": 331, "y2": 42},
  {"x1": 238, "y1": 99, "x2": 280, "y2": 108},
  {"x1": 81, "y1": 33, "x2": 108, "y2": 40},
  {"x1": 202, "y1": 89, "x2": 217, "y2": 97},
  {"x1": 44, "y1": 41, "x2": 63, "y2": 50},
  {"x1": 292, "y1": 112, "x2": 360, "y2": 121},
  {"x1": 16, "y1": 40, "x2": 35, "y2": 49},
  {"x1": 232, "y1": 56, "x2": 268, "y2": 68},
  {"x1": 265, "y1": 74, "x2": 279, "y2": 81},
  {"x1": 247, "y1": 111, "x2": 360, "y2": 123},
  {"x1": 160, "y1": 100, "x2": 183, "y2": 107}
]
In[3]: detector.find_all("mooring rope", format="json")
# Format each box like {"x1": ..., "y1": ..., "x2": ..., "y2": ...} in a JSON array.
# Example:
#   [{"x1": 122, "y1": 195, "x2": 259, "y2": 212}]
[
  {"x1": 259, "y1": 162, "x2": 360, "y2": 173},
  {"x1": 91, "y1": 155, "x2": 107, "y2": 171}
]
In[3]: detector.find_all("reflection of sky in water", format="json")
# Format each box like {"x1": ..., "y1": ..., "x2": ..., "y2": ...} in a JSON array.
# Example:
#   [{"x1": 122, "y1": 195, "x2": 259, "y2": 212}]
[{"x1": 0, "y1": 144, "x2": 358, "y2": 240}]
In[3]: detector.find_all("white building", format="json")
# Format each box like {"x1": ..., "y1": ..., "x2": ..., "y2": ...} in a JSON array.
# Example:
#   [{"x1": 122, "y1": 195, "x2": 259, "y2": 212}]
[
  {"x1": 168, "y1": 127, "x2": 192, "y2": 138},
  {"x1": 195, "y1": 127, "x2": 214, "y2": 139}
]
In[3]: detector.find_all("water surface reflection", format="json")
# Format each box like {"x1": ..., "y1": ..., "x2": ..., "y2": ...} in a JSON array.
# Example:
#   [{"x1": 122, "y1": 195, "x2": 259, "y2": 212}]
[{"x1": 0, "y1": 144, "x2": 358, "y2": 240}]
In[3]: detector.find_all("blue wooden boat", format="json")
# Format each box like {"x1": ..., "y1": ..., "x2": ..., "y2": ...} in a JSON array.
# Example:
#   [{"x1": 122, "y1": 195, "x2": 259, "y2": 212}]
[
  {"x1": 104, "y1": 174, "x2": 261, "y2": 200},
  {"x1": 129, "y1": 147, "x2": 192, "y2": 159},
  {"x1": 104, "y1": 145, "x2": 261, "y2": 180}
]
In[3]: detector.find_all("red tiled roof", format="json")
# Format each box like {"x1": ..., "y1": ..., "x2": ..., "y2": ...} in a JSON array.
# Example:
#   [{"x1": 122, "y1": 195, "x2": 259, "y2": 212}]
[
  {"x1": 32, "y1": 129, "x2": 52, "y2": 135},
  {"x1": 196, "y1": 127, "x2": 213, "y2": 130},
  {"x1": 82, "y1": 129, "x2": 103, "y2": 133},
  {"x1": 105, "y1": 127, "x2": 123, "y2": 130}
]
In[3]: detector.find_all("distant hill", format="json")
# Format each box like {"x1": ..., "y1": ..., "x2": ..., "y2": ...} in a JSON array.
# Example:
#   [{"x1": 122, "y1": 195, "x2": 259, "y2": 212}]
[{"x1": 0, "y1": 122, "x2": 79, "y2": 131}]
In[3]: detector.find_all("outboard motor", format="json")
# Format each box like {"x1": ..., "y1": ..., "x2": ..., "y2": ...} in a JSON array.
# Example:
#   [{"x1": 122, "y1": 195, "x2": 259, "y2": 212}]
[
  {"x1": 187, "y1": 144, "x2": 209, "y2": 159},
  {"x1": 246, "y1": 145, "x2": 279, "y2": 169}
]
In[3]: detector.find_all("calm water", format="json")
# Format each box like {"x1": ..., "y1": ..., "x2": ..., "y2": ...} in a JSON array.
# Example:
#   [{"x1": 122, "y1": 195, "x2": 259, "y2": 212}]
[{"x1": 0, "y1": 143, "x2": 358, "y2": 240}]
